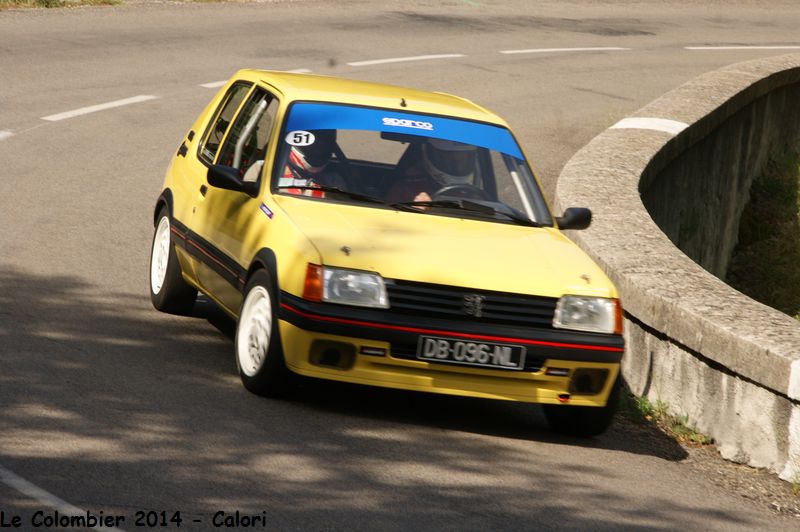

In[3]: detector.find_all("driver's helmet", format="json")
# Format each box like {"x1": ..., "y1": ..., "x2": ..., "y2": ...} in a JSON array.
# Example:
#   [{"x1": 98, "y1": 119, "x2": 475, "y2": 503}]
[
  {"x1": 293, "y1": 129, "x2": 337, "y2": 172},
  {"x1": 422, "y1": 138, "x2": 477, "y2": 186}
]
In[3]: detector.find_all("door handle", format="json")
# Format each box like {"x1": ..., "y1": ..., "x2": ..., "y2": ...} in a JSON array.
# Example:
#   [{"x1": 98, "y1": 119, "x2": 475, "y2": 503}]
[
  {"x1": 200, "y1": 185, "x2": 208, "y2": 196},
  {"x1": 177, "y1": 141, "x2": 188, "y2": 157}
]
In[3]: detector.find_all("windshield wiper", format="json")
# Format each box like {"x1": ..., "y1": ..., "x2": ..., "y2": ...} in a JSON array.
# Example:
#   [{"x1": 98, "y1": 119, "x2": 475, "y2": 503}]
[
  {"x1": 392, "y1": 198, "x2": 543, "y2": 227},
  {"x1": 489, "y1": 208, "x2": 543, "y2": 227},
  {"x1": 279, "y1": 185, "x2": 386, "y2": 203},
  {"x1": 278, "y1": 185, "x2": 420, "y2": 212},
  {"x1": 392, "y1": 199, "x2": 465, "y2": 210}
]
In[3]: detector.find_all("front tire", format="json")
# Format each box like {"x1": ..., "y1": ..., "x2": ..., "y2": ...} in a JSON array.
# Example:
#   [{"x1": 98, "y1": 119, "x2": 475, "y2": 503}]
[
  {"x1": 235, "y1": 270, "x2": 294, "y2": 397},
  {"x1": 150, "y1": 207, "x2": 197, "y2": 314},
  {"x1": 543, "y1": 377, "x2": 620, "y2": 437}
]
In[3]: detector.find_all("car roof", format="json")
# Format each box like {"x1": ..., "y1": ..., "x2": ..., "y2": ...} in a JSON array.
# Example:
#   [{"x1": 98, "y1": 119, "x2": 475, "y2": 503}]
[{"x1": 233, "y1": 69, "x2": 510, "y2": 127}]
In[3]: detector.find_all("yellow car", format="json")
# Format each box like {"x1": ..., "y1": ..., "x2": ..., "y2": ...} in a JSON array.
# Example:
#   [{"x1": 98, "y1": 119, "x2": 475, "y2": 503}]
[{"x1": 149, "y1": 69, "x2": 624, "y2": 436}]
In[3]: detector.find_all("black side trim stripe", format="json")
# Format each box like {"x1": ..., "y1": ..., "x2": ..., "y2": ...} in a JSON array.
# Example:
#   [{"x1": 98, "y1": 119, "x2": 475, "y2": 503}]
[{"x1": 171, "y1": 217, "x2": 247, "y2": 291}]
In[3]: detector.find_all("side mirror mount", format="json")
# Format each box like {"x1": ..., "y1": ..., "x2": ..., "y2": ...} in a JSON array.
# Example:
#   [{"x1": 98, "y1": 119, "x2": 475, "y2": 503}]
[
  {"x1": 556, "y1": 207, "x2": 592, "y2": 230},
  {"x1": 207, "y1": 165, "x2": 258, "y2": 197}
]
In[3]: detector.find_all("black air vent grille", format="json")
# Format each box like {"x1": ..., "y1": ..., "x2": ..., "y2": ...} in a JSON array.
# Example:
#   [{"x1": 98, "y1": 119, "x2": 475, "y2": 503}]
[{"x1": 386, "y1": 280, "x2": 557, "y2": 328}]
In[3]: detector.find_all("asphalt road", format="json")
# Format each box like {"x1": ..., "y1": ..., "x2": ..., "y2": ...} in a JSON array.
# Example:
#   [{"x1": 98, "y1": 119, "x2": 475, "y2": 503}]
[{"x1": 2, "y1": 1, "x2": 800, "y2": 529}]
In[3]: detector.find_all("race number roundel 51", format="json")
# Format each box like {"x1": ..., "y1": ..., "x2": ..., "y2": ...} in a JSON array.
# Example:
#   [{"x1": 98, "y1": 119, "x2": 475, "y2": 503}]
[{"x1": 286, "y1": 130, "x2": 315, "y2": 146}]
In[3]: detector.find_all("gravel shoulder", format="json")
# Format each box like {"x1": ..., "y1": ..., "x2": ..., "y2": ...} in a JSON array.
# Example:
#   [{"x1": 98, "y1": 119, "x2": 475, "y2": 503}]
[{"x1": 614, "y1": 411, "x2": 800, "y2": 519}]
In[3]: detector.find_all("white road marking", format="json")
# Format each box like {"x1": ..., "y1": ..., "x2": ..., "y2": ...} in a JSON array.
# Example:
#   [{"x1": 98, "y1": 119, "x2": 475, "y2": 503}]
[
  {"x1": 500, "y1": 47, "x2": 630, "y2": 55},
  {"x1": 347, "y1": 54, "x2": 465, "y2": 67},
  {"x1": 0, "y1": 464, "x2": 125, "y2": 531},
  {"x1": 41, "y1": 95, "x2": 158, "y2": 122},
  {"x1": 200, "y1": 80, "x2": 227, "y2": 88},
  {"x1": 200, "y1": 69, "x2": 312, "y2": 88},
  {"x1": 686, "y1": 45, "x2": 800, "y2": 50},
  {"x1": 0, "y1": 130, "x2": 13, "y2": 141},
  {"x1": 610, "y1": 117, "x2": 688, "y2": 135}
]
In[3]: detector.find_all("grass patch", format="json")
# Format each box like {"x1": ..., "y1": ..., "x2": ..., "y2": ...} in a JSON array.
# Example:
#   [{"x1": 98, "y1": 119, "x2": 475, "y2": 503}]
[
  {"x1": 726, "y1": 148, "x2": 800, "y2": 320},
  {"x1": 619, "y1": 389, "x2": 714, "y2": 446},
  {"x1": 0, "y1": 0, "x2": 119, "y2": 9}
]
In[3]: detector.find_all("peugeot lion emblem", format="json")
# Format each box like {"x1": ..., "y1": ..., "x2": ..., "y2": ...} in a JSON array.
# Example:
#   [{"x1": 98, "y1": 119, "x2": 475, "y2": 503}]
[{"x1": 462, "y1": 294, "x2": 485, "y2": 317}]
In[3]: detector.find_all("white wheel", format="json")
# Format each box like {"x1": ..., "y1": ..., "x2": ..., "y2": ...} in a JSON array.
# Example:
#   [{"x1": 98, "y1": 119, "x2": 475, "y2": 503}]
[
  {"x1": 234, "y1": 270, "x2": 294, "y2": 397},
  {"x1": 236, "y1": 286, "x2": 273, "y2": 377},
  {"x1": 150, "y1": 216, "x2": 171, "y2": 295},
  {"x1": 149, "y1": 207, "x2": 197, "y2": 314}
]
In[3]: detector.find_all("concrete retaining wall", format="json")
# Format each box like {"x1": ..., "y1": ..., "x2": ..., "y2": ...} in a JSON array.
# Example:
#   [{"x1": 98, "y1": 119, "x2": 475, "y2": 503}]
[{"x1": 554, "y1": 54, "x2": 800, "y2": 480}]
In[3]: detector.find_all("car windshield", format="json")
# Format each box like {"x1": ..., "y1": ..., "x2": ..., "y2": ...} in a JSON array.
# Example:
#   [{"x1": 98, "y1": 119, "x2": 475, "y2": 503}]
[{"x1": 272, "y1": 102, "x2": 553, "y2": 226}]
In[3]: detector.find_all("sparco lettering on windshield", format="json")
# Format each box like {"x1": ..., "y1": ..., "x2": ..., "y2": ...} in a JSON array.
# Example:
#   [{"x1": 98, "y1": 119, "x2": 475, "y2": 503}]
[{"x1": 381, "y1": 117, "x2": 434, "y2": 130}]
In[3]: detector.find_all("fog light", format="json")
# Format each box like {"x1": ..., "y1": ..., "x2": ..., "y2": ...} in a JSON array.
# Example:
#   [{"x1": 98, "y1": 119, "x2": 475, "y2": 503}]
[
  {"x1": 568, "y1": 368, "x2": 609, "y2": 395},
  {"x1": 309, "y1": 340, "x2": 355, "y2": 369}
]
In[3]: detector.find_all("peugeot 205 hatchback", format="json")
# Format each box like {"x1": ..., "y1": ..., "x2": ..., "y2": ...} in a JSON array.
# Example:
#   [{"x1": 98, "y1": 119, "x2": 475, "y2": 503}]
[{"x1": 149, "y1": 69, "x2": 624, "y2": 436}]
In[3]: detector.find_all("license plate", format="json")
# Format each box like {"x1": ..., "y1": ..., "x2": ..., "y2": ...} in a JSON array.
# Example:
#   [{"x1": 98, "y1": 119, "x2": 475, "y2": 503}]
[{"x1": 416, "y1": 336, "x2": 526, "y2": 371}]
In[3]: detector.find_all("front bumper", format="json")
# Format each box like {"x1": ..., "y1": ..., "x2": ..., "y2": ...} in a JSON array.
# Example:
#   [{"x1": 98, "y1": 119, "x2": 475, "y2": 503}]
[{"x1": 278, "y1": 292, "x2": 623, "y2": 405}]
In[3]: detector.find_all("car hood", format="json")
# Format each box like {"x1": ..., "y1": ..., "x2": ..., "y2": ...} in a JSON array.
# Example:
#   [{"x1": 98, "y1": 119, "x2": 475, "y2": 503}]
[{"x1": 273, "y1": 196, "x2": 617, "y2": 299}]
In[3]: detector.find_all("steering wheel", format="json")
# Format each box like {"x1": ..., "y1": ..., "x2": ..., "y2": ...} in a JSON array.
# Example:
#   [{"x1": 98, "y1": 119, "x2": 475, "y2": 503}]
[{"x1": 432, "y1": 184, "x2": 489, "y2": 201}]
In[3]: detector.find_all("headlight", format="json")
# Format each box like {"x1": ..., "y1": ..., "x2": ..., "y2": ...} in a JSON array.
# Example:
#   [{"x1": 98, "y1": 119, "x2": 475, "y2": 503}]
[
  {"x1": 553, "y1": 295, "x2": 621, "y2": 334},
  {"x1": 312, "y1": 266, "x2": 388, "y2": 308}
]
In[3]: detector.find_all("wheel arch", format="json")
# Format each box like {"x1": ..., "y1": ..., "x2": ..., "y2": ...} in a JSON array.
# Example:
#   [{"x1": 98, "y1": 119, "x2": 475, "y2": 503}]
[
  {"x1": 246, "y1": 248, "x2": 280, "y2": 300},
  {"x1": 153, "y1": 189, "x2": 174, "y2": 226}
]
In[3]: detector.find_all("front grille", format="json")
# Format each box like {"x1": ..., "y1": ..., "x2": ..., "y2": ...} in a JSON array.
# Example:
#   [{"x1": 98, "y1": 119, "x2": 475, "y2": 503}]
[
  {"x1": 390, "y1": 345, "x2": 545, "y2": 372},
  {"x1": 386, "y1": 280, "x2": 557, "y2": 328}
]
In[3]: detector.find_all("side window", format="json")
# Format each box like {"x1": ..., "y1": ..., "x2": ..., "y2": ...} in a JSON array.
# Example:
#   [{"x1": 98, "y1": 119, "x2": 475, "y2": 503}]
[
  {"x1": 216, "y1": 88, "x2": 279, "y2": 175},
  {"x1": 198, "y1": 83, "x2": 251, "y2": 165}
]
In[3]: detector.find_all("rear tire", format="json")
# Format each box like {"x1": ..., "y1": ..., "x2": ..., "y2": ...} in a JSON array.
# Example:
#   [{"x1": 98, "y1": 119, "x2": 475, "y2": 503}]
[
  {"x1": 543, "y1": 377, "x2": 620, "y2": 437},
  {"x1": 235, "y1": 270, "x2": 294, "y2": 397},
  {"x1": 150, "y1": 207, "x2": 197, "y2": 314}
]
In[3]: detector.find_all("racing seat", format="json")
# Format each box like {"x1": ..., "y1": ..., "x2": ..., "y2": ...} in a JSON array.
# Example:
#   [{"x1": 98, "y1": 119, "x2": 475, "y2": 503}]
[
  {"x1": 394, "y1": 143, "x2": 422, "y2": 177},
  {"x1": 379, "y1": 142, "x2": 423, "y2": 197}
]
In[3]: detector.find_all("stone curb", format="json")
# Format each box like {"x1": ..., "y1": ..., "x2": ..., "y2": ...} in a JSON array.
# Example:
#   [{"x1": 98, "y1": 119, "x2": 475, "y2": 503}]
[{"x1": 555, "y1": 54, "x2": 800, "y2": 477}]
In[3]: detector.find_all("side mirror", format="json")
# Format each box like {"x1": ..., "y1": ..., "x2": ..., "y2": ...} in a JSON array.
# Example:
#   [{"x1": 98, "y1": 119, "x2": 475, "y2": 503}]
[
  {"x1": 556, "y1": 207, "x2": 592, "y2": 230},
  {"x1": 207, "y1": 165, "x2": 258, "y2": 197}
]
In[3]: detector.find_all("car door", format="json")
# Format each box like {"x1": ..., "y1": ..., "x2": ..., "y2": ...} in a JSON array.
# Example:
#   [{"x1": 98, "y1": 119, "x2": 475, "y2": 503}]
[
  {"x1": 191, "y1": 86, "x2": 280, "y2": 314},
  {"x1": 170, "y1": 81, "x2": 252, "y2": 279}
]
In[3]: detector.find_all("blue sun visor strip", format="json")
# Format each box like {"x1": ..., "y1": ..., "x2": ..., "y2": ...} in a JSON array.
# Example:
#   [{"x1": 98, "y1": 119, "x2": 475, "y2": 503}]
[{"x1": 285, "y1": 102, "x2": 523, "y2": 159}]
